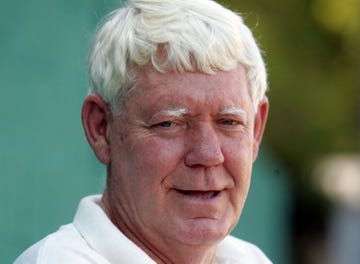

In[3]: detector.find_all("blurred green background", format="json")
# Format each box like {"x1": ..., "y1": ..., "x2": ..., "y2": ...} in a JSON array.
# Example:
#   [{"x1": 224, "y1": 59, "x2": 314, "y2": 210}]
[{"x1": 1, "y1": 0, "x2": 359, "y2": 263}]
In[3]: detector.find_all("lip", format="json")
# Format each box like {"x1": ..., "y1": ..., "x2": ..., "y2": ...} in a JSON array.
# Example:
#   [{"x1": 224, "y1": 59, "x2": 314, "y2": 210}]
[{"x1": 175, "y1": 189, "x2": 222, "y2": 200}]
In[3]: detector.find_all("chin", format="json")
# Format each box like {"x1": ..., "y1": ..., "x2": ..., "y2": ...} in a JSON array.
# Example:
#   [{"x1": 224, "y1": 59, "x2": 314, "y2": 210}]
[{"x1": 175, "y1": 218, "x2": 233, "y2": 245}]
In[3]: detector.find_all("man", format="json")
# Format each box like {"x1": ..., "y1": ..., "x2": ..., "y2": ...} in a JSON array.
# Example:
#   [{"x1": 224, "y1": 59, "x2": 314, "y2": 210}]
[{"x1": 15, "y1": 0, "x2": 271, "y2": 263}]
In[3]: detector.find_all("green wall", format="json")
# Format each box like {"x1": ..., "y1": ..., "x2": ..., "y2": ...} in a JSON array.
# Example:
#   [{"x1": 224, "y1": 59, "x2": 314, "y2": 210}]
[
  {"x1": 0, "y1": 1, "x2": 119, "y2": 262},
  {"x1": 0, "y1": 1, "x2": 291, "y2": 263}
]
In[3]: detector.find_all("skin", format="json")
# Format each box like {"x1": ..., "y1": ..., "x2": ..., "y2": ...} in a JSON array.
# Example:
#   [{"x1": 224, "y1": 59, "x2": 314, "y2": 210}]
[{"x1": 81, "y1": 63, "x2": 268, "y2": 263}]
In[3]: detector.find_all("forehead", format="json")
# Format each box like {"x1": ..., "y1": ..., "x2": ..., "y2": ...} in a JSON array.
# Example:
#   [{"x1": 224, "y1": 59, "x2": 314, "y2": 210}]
[
  {"x1": 135, "y1": 63, "x2": 247, "y2": 88},
  {"x1": 127, "y1": 64, "x2": 251, "y2": 113}
]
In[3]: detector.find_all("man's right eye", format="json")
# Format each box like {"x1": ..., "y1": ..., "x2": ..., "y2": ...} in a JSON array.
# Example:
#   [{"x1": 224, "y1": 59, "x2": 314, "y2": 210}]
[
  {"x1": 151, "y1": 121, "x2": 174, "y2": 128},
  {"x1": 149, "y1": 118, "x2": 186, "y2": 135},
  {"x1": 158, "y1": 121, "x2": 173, "y2": 128}
]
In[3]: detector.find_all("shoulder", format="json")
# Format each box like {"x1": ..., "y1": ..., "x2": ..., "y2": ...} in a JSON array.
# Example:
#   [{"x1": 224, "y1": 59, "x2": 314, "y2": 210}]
[
  {"x1": 215, "y1": 235, "x2": 272, "y2": 264},
  {"x1": 14, "y1": 224, "x2": 109, "y2": 264}
]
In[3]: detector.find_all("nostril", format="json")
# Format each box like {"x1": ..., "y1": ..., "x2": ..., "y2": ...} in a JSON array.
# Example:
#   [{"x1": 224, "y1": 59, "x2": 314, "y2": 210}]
[
  {"x1": 187, "y1": 163, "x2": 204, "y2": 169},
  {"x1": 184, "y1": 148, "x2": 225, "y2": 168}
]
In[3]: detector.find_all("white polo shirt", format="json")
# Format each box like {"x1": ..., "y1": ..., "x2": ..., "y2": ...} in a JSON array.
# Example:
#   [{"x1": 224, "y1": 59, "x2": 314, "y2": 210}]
[{"x1": 14, "y1": 195, "x2": 272, "y2": 264}]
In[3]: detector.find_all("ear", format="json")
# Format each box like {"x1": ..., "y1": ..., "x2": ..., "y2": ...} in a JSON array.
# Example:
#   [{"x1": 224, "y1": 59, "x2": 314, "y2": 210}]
[
  {"x1": 252, "y1": 97, "x2": 269, "y2": 162},
  {"x1": 81, "y1": 94, "x2": 111, "y2": 165}
]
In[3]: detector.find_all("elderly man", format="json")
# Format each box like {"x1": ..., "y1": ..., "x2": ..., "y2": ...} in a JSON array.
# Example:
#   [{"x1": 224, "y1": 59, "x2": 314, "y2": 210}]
[{"x1": 15, "y1": 0, "x2": 271, "y2": 263}]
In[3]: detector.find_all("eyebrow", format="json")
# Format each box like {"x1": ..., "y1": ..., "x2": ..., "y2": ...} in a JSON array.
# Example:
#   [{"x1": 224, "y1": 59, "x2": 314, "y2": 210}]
[
  {"x1": 151, "y1": 107, "x2": 246, "y2": 120},
  {"x1": 219, "y1": 107, "x2": 246, "y2": 116},
  {"x1": 161, "y1": 108, "x2": 188, "y2": 117}
]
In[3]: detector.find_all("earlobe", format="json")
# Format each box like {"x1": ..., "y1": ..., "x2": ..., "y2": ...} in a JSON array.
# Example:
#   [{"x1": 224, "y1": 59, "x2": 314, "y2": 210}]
[
  {"x1": 252, "y1": 97, "x2": 269, "y2": 162},
  {"x1": 81, "y1": 94, "x2": 111, "y2": 164}
]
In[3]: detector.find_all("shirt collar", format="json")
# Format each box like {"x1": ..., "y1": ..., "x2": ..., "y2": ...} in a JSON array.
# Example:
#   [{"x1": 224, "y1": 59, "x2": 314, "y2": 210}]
[{"x1": 73, "y1": 195, "x2": 156, "y2": 264}]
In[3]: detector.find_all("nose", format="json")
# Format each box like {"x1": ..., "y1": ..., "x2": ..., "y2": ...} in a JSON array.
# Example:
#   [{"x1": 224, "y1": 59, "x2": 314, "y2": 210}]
[{"x1": 184, "y1": 123, "x2": 225, "y2": 168}]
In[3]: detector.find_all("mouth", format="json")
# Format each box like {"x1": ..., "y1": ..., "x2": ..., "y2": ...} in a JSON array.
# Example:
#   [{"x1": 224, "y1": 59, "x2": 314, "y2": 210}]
[{"x1": 176, "y1": 190, "x2": 220, "y2": 199}]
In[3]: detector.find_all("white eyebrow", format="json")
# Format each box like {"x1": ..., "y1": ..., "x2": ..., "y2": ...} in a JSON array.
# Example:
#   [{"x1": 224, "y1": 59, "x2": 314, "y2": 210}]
[
  {"x1": 219, "y1": 107, "x2": 246, "y2": 116},
  {"x1": 162, "y1": 108, "x2": 188, "y2": 117}
]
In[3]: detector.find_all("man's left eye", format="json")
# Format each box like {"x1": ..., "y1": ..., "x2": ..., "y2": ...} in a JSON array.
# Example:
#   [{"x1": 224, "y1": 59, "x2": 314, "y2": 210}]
[{"x1": 220, "y1": 119, "x2": 237, "y2": 126}]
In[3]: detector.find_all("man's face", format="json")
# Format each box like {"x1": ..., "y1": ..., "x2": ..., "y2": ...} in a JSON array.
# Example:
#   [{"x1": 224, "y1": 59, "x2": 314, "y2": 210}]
[{"x1": 105, "y1": 64, "x2": 267, "y2": 249}]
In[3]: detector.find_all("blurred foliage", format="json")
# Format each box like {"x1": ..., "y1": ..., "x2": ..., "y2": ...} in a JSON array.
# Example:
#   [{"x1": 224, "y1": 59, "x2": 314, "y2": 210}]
[
  {"x1": 218, "y1": 0, "x2": 360, "y2": 186},
  {"x1": 312, "y1": 0, "x2": 360, "y2": 43}
]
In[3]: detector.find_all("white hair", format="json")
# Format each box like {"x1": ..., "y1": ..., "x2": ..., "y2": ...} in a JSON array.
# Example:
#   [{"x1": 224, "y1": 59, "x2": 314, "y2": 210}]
[{"x1": 89, "y1": 0, "x2": 268, "y2": 113}]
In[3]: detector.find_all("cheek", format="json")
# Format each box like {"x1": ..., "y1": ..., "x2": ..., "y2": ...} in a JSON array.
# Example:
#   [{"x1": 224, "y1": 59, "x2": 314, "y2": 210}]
[
  {"x1": 223, "y1": 138, "x2": 254, "y2": 192},
  {"x1": 123, "y1": 138, "x2": 186, "y2": 217},
  {"x1": 224, "y1": 147, "x2": 253, "y2": 223},
  {"x1": 129, "y1": 137, "x2": 185, "y2": 182},
  {"x1": 109, "y1": 137, "x2": 185, "y2": 214}
]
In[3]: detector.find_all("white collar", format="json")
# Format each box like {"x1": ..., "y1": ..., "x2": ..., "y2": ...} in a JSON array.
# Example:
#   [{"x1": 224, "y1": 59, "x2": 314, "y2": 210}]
[{"x1": 73, "y1": 195, "x2": 156, "y2": 264}]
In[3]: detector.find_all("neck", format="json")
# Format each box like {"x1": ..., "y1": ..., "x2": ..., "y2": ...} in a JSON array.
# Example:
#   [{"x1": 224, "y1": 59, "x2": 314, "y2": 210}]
[
  {"x1": 145, "y1": 240, "x2": 218, "y2": 264},
  {"x1": 100, "y1": 192, "x2": 219, "y2": 264}
]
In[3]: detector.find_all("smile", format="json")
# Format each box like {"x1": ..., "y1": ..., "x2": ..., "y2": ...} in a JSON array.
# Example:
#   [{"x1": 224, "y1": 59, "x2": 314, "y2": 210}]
[{"x1": 176, "y1": 190, "x2": 220, "y2": 199}]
